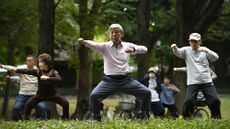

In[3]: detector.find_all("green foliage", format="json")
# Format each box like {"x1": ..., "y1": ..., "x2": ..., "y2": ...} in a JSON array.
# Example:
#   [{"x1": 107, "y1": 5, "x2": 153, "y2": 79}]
[
  {"x1": 54, "y1": 0, "x2": 80, "y2": 69},
  {"x1": 149, "y1": 0, "x2": 176, "y2": 45},
  {"x1": 206, "y1": 2, "x2": 230, "y2": 42},
  {"x1": 0, "y1": 0, "x2": 39, "y2": 64},
  {"x1": 98, "y1": 0, "x2": 137, "y2": 42}
]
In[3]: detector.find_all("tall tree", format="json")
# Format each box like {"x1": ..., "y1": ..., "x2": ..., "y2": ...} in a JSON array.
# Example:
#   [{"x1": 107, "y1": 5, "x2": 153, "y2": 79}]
[
  {"x1": 136, "y1": 0, "x2": 152, "y2": 77},
  {"x1": 38, "y1": 0, "x2": 55, "y2": 56},
  {"x1": 38, "y1": 0, "x2": 62, "y2": 118},
  {"x1": 71, "y1": 0, "x2": 101, "y2": 119},
  {"x1": 174, "y1": 0, "x2": 224, "y2": 112}
]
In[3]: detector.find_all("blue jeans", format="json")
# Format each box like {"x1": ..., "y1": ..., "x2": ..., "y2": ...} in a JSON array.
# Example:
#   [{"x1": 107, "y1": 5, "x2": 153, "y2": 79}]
[
  {"x1": 12, "y1": 94, "x2": 48, "y2": 121},
  {"x1": 90, "y1": 75, "x2": 151, "y2": 118}
]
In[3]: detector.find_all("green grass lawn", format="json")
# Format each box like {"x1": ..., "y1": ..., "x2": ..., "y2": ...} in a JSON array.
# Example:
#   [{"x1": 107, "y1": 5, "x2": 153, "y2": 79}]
[
  {"x1": 0, "y1": 118, "x2": 230, "y2": 129},
  {"x1": 0, "y1": 95, "x2": 230, "y2": 129}
]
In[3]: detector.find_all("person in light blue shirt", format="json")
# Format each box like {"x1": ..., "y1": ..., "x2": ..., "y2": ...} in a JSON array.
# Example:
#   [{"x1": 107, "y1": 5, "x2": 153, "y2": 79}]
[{"x1": 160, "y1": 76, "x2": 180, "y2": 118}]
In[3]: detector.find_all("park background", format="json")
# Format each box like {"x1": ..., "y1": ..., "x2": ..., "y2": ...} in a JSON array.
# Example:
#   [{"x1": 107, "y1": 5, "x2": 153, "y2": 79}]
[{"x1": 0, "y1": 0, "x2": 230, "y2": 128}]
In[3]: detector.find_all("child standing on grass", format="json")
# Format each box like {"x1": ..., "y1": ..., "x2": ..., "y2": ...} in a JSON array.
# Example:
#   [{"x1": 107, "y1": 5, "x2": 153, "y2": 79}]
[
  {"x1": 160, "y1": 76, "x2": 180, "y2": 119},
  {"x1": 8, "y1": 53, "x2": 69, "y2": 120}
]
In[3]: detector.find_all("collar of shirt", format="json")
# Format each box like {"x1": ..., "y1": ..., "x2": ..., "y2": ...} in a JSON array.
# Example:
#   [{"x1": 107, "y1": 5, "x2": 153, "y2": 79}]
[{"x1": 109, "y1": 41, "x2": 123, "y2": 48}]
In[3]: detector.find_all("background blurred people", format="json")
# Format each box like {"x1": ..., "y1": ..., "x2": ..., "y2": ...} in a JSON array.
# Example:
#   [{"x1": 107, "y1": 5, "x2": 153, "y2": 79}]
[
  {"x1": 137, "y1": 67, "x2": 165, "y2": 118},
  {"x1": 160, "y1": 76, "x2": 180, "y2": 119},
  {"x1": 0, "y1": 55, "x2": 47, "y2": 121}
]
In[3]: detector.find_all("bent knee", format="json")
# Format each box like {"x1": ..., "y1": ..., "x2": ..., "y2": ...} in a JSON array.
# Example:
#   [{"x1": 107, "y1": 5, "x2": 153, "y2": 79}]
[
  {"x1": 25, "y1": 101, "x2": 33, "y2": 107},
  {"x1": 37, "y1": 103, "x2": 47, "y2": 110},
  {"x1": 13, "y1": 106, "x2": 21, "y2": 111},
  {"x1": 144, "y1": 89, "x2": 151, "y2": 96},
  {"x1": 209, "y1": 98, "x2": 221, "y2": 105},
  {"x1": 90, "y1": 92, "x2": 99, "y2": 100}
]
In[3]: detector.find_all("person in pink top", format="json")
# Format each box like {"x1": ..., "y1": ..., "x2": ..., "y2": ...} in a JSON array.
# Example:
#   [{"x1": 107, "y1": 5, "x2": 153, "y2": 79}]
[{"x1": 78, "y1": 23, "x2": 151, "y2": 121}]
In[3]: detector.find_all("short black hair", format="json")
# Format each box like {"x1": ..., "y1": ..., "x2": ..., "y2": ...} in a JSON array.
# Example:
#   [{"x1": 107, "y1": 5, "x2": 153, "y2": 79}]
[
  {"x1": 27, "y1": 55, "x2": 36, "y2": 59},
  {"x1": 38, "y1": 53, "x2": 53, "y2": 69},
  {"x1": 164, "y1": 75, "x2": 172, "y2": 80}
]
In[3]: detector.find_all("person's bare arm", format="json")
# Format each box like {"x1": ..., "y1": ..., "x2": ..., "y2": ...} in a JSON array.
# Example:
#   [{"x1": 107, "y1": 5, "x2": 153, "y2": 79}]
[
  {"x1": 167, "y1": 85, "x2": 180, "y2": 93},
  {"x1": 173, "y1": 67, "x2": 187, "y2": 72}
]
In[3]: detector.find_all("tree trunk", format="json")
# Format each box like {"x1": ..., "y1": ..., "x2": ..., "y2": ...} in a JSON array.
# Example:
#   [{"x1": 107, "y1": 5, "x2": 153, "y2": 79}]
[
  {"x1": 136, "y1": 0, "x2": 151, "y2": 77},
  {"x1": 38, "y1": 0, "x2": 55, "y2": 57},
  {"x1": 1, "y1": 35, "x2": 15, "y2": 120},
  {"x1": 174, "y1": 0, "x2": 224, "y2": 113},
  {"x1": 71, "y1": 0, "x2": 101, "y2": 120},
  {"x1": 38, "y1": 0, "x2": 58, "y2": 118}
]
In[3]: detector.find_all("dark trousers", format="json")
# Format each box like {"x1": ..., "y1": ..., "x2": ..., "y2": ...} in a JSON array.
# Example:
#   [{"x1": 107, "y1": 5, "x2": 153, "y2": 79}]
[
  {"x1": 162, "y1": 103, "x2": 179, "y2": 118},
  {"x1": 151, "y1": 101, "x2": 165, "y2": 117},
  {"x1": 90, "y1": 75, "x2": 151, "y2": 118},
  {"x1": 25, "y1": 94, "x2": 69, "y2": 119},
  {"x1": 182, "y1": 83, "x2": 221, "y2": 119}
]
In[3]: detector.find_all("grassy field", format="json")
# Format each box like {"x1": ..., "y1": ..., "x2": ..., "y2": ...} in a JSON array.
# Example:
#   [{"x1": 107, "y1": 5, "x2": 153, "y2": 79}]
[
  {"x1": 0, "y1": 95, "x2": 230, "y2": 129},
  {"x1": 0, "y1": 119, "x2": 230, "y2": 129}
]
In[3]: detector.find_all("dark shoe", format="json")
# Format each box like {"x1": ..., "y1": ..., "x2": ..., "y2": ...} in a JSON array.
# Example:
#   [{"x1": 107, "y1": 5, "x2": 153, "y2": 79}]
[
  {"x1": 136, "y1": 111, "x2": 150, "y2": 120},
  {"x1": 91, "y1": 114, "x2": 101, "y2": 122},
  {"x1": 136, "y1": 112, "x2": 145, "y2": 120}
]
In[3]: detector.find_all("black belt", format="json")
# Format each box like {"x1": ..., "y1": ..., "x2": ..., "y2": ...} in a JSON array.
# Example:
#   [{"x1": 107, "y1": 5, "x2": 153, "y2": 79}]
[{"x1": 105, "y1": 74, "x2": 129, "y2": 79}]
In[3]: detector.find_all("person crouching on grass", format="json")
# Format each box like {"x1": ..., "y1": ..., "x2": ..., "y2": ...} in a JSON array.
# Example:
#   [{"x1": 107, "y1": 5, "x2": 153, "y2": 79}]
[{"x1": 9, "y1": 53, "x2": 69, "y2": 120}]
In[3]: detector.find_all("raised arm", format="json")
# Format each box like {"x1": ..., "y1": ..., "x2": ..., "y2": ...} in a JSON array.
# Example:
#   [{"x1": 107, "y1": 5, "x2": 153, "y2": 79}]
[
  {"x1": 0, "y1": 65, "x2": 17, "y2": 71},
  {"x1": 173, "y1": 67, "x2": 187, "y2": 72},
  {"x1": 78, "y1": 38, "x2": 105, "y2": 53},
  {"x1": 171, "y1": 44, "x2": 186, "y2": 59},
  {"x1": 126, "y1": 43, "x2": 148, "y2": 55},
  {"x1": 41, "y1": 70, "x2": 62, "y2": 82},
  {"x1": 198, "y1": 47, "x2": 219, "y2": 62},
  {"x1": 168, "y1": 85, "x2": 180, "y2": 93},
  {"x1": 16, "y1": 69, "x2": 38, "y2": 77}
]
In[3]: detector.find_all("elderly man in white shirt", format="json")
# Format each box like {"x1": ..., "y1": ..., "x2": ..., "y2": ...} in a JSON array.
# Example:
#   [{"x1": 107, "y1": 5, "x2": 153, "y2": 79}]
[
  {"x1": 171, "y1": 33, "x2": 221, "y2": 119},
  {"x1": 78, "y1": 23, "x2": 151, "y2": 121}
]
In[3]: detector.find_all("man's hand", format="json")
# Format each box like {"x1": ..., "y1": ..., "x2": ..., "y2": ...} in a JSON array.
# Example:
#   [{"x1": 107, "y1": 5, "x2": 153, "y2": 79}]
[
  {"x1": 10, "y1": 67, "x2": 17, "y2": 72},
  {"x1": 197, "y1": 47, "x2": 208, "y2": 52},
  {"x1": 171, "y1": 44, "x2": 177, "y2": 49},
  {"x1": 78, "y1": 38, "x2": 86, "y2": 45},
  {"x1": 125, "y1": 47, "x2": 135, "y2": 53},
  {"x1": 167, "y1": 86, "x2": 174, "y2": 90},
  {"x1": 41, "y1": 75, "x2": 49, "y2": 80},
  {"x1": 0, "y1": 65, "x2": 17, "y2": 72}
]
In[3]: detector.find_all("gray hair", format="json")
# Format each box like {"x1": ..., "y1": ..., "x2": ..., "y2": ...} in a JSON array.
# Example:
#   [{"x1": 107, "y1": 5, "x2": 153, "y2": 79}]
[{"x1": 108, "y1": 23, "x2": 123, "y2": 33}]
